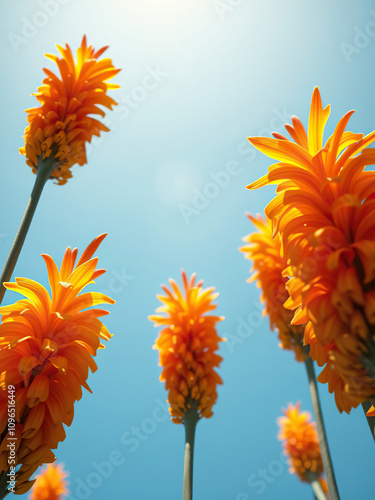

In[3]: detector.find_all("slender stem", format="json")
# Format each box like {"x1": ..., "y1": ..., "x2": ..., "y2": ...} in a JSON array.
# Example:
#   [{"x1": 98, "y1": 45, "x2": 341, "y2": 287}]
[
  {"x1": 0, "y1": 157, "x2": 56, "y2": 305},
  {"x1": 361, "y1": 401, "x2": 375, "y2": 441},
  {"x1": 0, "y1": 470, "x2": 8, "y2": 500},
  {"x1": 183, "y1": 403, "x2": 199, "y2": 500},
  {"x1": 305, "y1": 471, "x2": 327, "y2": 500},
  {"x1": 304, "y1": 356, "x2": 340, "y2": 500}
]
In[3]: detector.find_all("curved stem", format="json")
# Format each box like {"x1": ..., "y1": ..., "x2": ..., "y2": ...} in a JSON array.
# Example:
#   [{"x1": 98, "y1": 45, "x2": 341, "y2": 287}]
[
  {"x1": 305, "y1": 471, "x2": 326, "y2": 500},
  {"x1": 183, "y1": 403, "x2": 199, "y2": 500},
  {"x1": 304, "y1": 356, "x2": 340, "y2": 500},
  {"x1": 0, "y1": 157, "x2": 55, "y2": 305}
]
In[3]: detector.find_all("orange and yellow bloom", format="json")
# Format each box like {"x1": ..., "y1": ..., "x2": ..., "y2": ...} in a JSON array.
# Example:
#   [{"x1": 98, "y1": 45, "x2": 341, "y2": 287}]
[
  {"x1": 240, "y1": 214, "x2": 305, "y2": 361},
  {"x1": 247, "y1": 87, "x2": 375, "y2": 414},
  {"x1": 29, "y1": 463, "x2": 68, "y2": 500},
  {"x1": 149, "y1": 271, "x2": 224, "y2": 423},
  {"x1": 0, "y1": 235, "x2": 114, "y2": 493},
  {"x1": 20, "y1": 36, "x2": 120, "y2": 185},
  {"x1": 278, "y1": 402, "x2": 327, "y2": 494}
]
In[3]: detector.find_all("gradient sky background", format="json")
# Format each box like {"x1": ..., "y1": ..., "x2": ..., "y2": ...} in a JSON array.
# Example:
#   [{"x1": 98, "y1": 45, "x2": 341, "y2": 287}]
[{"x1": 0, "y1": 1, "x2": 374, "y2": 499}]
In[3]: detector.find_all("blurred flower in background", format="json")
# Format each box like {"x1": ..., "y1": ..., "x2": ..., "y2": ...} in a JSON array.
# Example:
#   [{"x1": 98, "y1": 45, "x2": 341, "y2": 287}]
[
  {"x1": 278, "y1": 402, "x2": 328, "y2": 497},
  {"x1": 240, "y1": 213, "x2": 305, "y2": 362},
  {"x1": 29, "y1": 463, "x2": 68, "y2": 500}
]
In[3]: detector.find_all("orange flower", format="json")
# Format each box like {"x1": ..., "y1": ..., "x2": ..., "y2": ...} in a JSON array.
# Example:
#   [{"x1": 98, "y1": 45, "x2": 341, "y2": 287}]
[
  {"x1": 0, "y1": 235, "x2": 114, "y2": 493},
  {"x1": 278, "y1": 402, "x2": 327, "y2": 494},
  {"x1": 29, "y1": 463, "x2": 68, "y2": 500},
  {"x1": 20, "y1": 36, "x2": 120, "y2": 185},
  {"x1": 240, "y1": 214, "x2": 305, "y2": 361},
  {"x1": 149, "y1": 271, "x2": 224, "y2": 423},
  {"x1": 247, "y1": 87, "x2": 375, "y2": 413}
]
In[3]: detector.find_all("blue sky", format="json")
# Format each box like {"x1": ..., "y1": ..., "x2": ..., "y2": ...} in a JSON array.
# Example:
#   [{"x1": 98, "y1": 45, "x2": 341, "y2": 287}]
[{"x1": 0, "y1": 1, "x2": 374, "y2": 498}]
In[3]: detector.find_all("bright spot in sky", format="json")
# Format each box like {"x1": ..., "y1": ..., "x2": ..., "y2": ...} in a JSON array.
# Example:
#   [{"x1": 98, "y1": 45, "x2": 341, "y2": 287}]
[
  {"x1": 154, "y1": 159, "x2": 203, "y2": 207},
  {"x1": 107, "y1": 0, "x2": 214, "y2": 37}
]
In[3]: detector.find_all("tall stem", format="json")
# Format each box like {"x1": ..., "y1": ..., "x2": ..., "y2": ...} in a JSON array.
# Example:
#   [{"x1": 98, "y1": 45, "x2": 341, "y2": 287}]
[
  {"x1": 0, "y1": 157, "x2": 55, "y2": 305},
  {"x1": 305, "y1": 471, "x2": 327, "y2": 500},
  {"x1": 183, "y1": 403, "x2": 199, "y2": 500},
  {"x1": 304, "y1": 356, "x2": 340, "y2": 500}
]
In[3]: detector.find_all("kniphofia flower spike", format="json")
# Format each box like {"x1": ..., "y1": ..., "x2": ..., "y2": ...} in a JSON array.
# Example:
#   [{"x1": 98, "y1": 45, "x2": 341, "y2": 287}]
[
  {"x1": 278, "y1": 403, "x2": 328, "y2": 498},
  {"x1": 240, "y1": 213, "x2": 305, "y2": 362},
  {"x1": 0, "y1": 37, "x2": 120, "y2": 306},
  {"x1": 247, "y1": 87, "x2": 375, "y2": 415},
  {"x1": 29, "y1": 463, "x2": 68, "y2": 500},
  {"x1": 0, "y1": 235, "x2": 114, "y2": 494},
  {"x1": 149, "y1": 271, "x2": 224, "y2": 423},
  {"x1": 149, "y1": 271, "x2": 224, "y2": 500}
]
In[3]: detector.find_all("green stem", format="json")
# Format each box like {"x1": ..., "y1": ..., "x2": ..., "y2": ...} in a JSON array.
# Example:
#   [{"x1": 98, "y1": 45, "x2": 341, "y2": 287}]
[
  {"x1": 305, "y1": 470, "x2": 326, "y2": 500},
  {"x1": 0, "y1": 157, "x2": 56, "y2": 305},
  {"x1": 304, "y1": 356, "x2": 340, "y2": 500},
  {"x1": 0, "y1": 469, "x2": 10, "y2": 499},
  {"x1": 183, "y1": 403, "x2": 199, "y2": 500},
  {"x1": 361, "y1": 401, "x2": 375, "y2": 441}
]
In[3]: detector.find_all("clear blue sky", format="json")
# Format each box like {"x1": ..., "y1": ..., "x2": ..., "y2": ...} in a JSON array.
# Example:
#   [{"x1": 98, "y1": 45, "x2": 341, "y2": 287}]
[{"x1": 0, "y1": 1, "x2": 374, "y2": 498}]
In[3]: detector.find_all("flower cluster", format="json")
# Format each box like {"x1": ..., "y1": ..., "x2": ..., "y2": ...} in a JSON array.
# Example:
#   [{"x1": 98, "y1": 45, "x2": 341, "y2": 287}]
[
  {"x1": 20, "y1": 36, "x2": 120, "y2": 185},
  {"x1": 240, "y1": 214, "x2": 305, "y2": 361},
  {"x1": 247, "y1": 88, "x2": 375, "y2": 413},
  {"x1": 29, "y1": 463, "x2": 68, "y2": 500},
  {"x1": 278, "y1": 402, "x2": 327, "y2": 494},
  {"x1": 149, "y1": 271, "x2": 224, "y2": 423},
  {"x1": 0, "y1": 235, "x2": 114, "y2": 493}
]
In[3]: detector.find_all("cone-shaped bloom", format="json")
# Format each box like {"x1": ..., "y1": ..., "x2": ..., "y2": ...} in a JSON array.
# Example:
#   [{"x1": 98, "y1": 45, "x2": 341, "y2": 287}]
[
  {"x1": 19, "y1": 35, "x2": 120, "y2": 185},
  {"x1": 149, "y1": 271, "x2": 224, "y2": 423},
  {"x1": 0, "y1": 235, "x2": 114, "y2": 493},
  {"x1": 278, "y1": 403, "x2": 328, "y2": 495},
  {"x1": 240, "y1": 214, "x2": 305, "y2": 361},
  {"x1": 247, "y1": 87, "x2": 375, "y2": 413},
  {"x1": 29, "y1": 463, "x2": 68, "y2": 500}
]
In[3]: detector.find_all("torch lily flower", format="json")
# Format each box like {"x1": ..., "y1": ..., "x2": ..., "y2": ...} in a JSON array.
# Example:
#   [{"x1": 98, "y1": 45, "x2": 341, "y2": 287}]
[
  {"x1": 149, "y1": 271, "x2": 224, "y2": 500},
  {"x1": 247, "y1": 87, "x2": 375, "y2": 414},
  {"x1": 0, "y1": 235, "x2": 114, "y2": 494},
  {"x1": 278, "y1": 403, "x2": 328, "y2": 497},
  {"x1": 20, "y1": 35, "x2": 120, "y2": 185},
  {"x1": 0, "y1": 37, "x2": 120, "y2": 306},
  {"x1": 149, "y1": 271, "x2": 224, "y2": 423},
  {"x1": 29, "y1": 463, "x2": 68, "y2": 500},
  {"x1": 240, "y1": 213, "x2": 305, "y2": 361}
]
